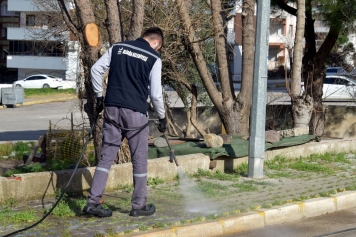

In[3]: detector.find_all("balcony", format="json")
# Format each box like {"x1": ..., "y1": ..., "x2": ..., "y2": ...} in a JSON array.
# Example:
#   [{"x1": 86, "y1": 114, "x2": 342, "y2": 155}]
[
  {"x1": 8, "y1": 0, "x2": 39, "y2": 12},
  {"x1": 7, "y1": 55, "x2": 68, "y2": 70},
  {"x1": 7, "y1": 27, "x2": 68, "y2": 41}
]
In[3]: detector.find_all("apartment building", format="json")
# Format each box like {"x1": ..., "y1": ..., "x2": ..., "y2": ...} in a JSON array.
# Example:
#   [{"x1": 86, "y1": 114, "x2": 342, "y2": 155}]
[
  {"x1": 227, "y1": 3, "x2": 297, "y2": 81},
  {"x1": 0, "y1": 0, "x2": 19, "y2": 82},
  {"x1": 5, "y1": 0, "x2": 78, "y2": 83}
]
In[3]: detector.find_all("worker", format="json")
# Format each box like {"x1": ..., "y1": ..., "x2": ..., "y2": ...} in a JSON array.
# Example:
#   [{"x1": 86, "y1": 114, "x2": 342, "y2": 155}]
[{"x1": 83, "y1": 27, "x2": 166, "y2": 217}]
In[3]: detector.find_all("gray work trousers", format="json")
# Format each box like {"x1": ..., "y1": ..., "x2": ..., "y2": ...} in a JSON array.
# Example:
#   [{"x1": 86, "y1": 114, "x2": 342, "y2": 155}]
[{"x1": 88, "y1": 106, "x2": 149, "y2": 210}]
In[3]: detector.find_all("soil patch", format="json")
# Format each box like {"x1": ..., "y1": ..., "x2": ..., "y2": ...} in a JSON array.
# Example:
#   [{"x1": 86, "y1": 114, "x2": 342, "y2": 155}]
[{"x1": 0, "y1": 159, "x2": 24, "y2": 176}]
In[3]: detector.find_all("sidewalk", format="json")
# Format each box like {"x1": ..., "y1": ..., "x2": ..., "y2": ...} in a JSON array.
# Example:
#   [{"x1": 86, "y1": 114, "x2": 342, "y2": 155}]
[
  {"x1": 1, "y1": 96, "x2": 356, "y2": 236},
  {"x1": 1, "y1": 139, "x2": 356, "y2": 237}
]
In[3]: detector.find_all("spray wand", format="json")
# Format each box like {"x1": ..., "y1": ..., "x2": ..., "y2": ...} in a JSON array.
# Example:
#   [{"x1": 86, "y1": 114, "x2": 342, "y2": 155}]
[
  {"x1": 153, "y1": 120, "x2": 179, "y2": 167},
  {"x1": 163, "y1": 133, "x2": 179, "y2": 167}
]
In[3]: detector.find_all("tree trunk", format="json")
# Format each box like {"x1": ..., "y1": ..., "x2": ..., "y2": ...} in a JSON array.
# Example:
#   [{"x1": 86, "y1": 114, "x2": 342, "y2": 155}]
[
  {"x1": 69, "y1": 0, "x2": 102, "y2": 163},
  {"x1": 211, "y1": 0, "x2": 233, "y2": 102},
  {"x1": 126, "y1": 0, "x2": 144, "y2": 40},
  {"x1": 302, "y1": 0, "x2": 340, "y2": 136},
  {"x1": 291, "y1": 0, "x2": 313, "y2": 129},
  {"x1": 236, "y1": 0, "x2": 255, "y2": 135},
  {"x1": 104, "y1": 0, "x2": 122, "y2": 44}
]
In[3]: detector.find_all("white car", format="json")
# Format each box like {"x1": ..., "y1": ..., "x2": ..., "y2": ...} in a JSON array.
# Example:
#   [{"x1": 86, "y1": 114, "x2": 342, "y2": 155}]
[
  {"x1": 323, "y1": 75, "x2": 356, "y2": 100},
  {"x1": 13, "y1": 74, "x2": 62, "y2": 89},
  {"x1": 301, "y1": 75, "x2": 356, "y2": 101}
]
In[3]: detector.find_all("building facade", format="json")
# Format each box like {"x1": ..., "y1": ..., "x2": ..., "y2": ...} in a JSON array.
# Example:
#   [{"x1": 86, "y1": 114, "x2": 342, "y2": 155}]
[
  {"x1": 227, "y1": 2, "x2": 297, "y2": 81},
  {"x1": 5, "y1": 0, "x2": 78, "y2": 82}
]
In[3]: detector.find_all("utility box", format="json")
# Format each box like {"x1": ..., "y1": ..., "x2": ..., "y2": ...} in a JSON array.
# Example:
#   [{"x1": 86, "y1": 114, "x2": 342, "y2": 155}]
[{"x1": 1, "y1": 87, "x2": 24, "y2": 108}]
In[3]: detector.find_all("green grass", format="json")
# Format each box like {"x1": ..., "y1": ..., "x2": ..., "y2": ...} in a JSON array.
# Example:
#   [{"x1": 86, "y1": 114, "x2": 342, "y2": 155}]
[
  {"x1": 2, "y1": 158, "x2": 79, "y2": 177},
  {"x1": 24, "y1": 88, "x2": 76, "y2": 97},
  {"x1": 0, "y1": 208, "x2": 36, "y2": 224},
  {"x1": 0, "y1": 141, "x2": 34, "y2": 159},
  {"x1": 147, "y1": 177, "x2": 165, "y2": 186},
  {"x1": 13, "y1": 142, "x2": 32, "y2": 158},
  {"x1": 234, "y1": 163, "x2": 248, "y2": 176},
  {"x1": 117, "y1": 184, "x2": 134, "y2": 193},
  {"x1": 288, "y1": 159, "x2": 335, "y2": 174},
  {"x1": 197, "y1": 181, "x2": 229, "y2": 197},
  {"x1": 0, "y1": 143, "x2": 14, "y2": 156},
  {"x1": 265, "y1": 155, "x2": 288, "y2": 170},
  {"x1": 3, "y1": 163, "x2": 45, "y2": 177},
  {"x1": 193, "y1": 169, "x2": 239, "y2": 181},
  {"x1": 232, "y1": 182, "x2": 259, "y2": 192}
]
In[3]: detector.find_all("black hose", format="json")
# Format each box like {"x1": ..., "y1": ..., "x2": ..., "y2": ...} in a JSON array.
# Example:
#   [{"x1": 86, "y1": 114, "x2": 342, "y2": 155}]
[{"x1": 2, "y1": 115, "x2": 98, "y2": 237}]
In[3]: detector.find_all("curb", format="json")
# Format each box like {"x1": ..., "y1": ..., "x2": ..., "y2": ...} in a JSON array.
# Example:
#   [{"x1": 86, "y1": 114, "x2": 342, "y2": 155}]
[
  {"x1": 0, "y1": 96, "x2": 76, "y2": 109},
  {"x1": 128, "y1": 191, "x2": 356, "y2": 237}
]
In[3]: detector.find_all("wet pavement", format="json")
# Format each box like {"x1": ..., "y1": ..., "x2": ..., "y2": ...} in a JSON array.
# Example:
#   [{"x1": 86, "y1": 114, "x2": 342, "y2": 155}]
[{"x1": 2, "y1": 152, "x2": 356, "y2": 236}]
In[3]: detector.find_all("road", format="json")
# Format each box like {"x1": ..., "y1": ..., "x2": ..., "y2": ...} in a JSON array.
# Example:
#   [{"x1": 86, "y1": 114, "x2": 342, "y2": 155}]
[
  {"x1": 227, "y1": 207, "x2": 356, "y2": 237},
  {"x1": 0, "y1": 99, "x2": 87, "y2": 141},
  {"x1": 1, "y1": 91, "x2": 356, "y2": 141}
]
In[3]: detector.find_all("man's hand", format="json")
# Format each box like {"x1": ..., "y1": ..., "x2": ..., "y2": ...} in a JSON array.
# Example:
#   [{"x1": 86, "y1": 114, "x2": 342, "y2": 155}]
[
  {"x1": 96, "y1": 96, "x2": 104, "y2": 114},
  {"x1": 158, "y1": 118, "x2": 167, "y2": 133}
]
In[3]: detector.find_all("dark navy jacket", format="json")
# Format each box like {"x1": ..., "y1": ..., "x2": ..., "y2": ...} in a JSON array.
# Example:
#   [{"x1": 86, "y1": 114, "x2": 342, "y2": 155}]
[{"x1": 91, "y1": 38, "x2": 165, "y2": 118}]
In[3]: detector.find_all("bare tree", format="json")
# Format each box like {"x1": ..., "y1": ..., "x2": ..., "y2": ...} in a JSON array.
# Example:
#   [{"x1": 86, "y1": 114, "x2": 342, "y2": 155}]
[
  {"x1": 175, "y1": 0, "x2": 255, "y2": 135},
  {"x1": 55, "y1": 0, "x2": 145, "y2": 163}
]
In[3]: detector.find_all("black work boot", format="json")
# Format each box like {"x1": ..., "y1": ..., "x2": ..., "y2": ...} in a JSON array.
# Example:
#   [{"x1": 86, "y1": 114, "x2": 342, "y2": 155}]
[
  {"x1": 129, "y1": 203, "x2": 156, "y2": 217},
  {"x1": 83, "y1": 203, "x2": 112, "y2": 217}
]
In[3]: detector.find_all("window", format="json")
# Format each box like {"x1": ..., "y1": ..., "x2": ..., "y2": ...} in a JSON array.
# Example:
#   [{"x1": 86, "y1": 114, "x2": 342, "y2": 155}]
[
  {"x1": 26, "y1": 76, "x2": 37, "y2": 81},
  {"x1": 37, "y1": 76, "x2": 46, "y2": 80},
  {"x1": 1, "y1": 2, "x2": 19, "y2": 16},
  {"x1": 270, "y1": 20, "x2": 284, "y2": 35},
  {"x1": 289, "y1": 25, "x2": 293, "y2": 37},
  {"x1": 1, "y1": 27, "x2": 6, "y2": 38},
  {"x1": 27, "y1": 15, "x2": 36, "y2": 26},
  {"x1": 268, "y1": 47, "x2": 279, "y2": 61},
  {"x1": 325, "y1": 77, "x2": 349, "y2": 85}
]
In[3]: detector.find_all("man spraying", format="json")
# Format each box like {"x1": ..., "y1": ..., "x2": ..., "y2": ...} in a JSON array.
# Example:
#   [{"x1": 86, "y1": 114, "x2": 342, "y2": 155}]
[{"x1": 83, "y1": 27, "x2": 167, "y2": 217}]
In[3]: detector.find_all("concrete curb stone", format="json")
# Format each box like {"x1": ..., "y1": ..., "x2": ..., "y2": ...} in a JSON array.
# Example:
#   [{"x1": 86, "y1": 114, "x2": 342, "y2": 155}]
[
  {"x1": 0, "y1": 96, "x2": 75, "y2": 109},
  {"x1": 127, "y1": 192, "x2": 356, "y2": 237}
]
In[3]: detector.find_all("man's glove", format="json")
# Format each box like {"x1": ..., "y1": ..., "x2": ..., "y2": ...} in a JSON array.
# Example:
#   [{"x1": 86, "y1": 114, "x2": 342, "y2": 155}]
[
  {"x1": 96, "y1": 96, "x2": 104, "y2": 114},
  {"x1": 158, "y1": 118, "x2": 167, "y2": 133}
]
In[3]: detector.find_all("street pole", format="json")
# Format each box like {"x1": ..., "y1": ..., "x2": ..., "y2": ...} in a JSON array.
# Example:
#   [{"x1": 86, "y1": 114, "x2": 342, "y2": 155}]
[{"x1": 248, "y1": 0, "x2": 271, "y2": 178}]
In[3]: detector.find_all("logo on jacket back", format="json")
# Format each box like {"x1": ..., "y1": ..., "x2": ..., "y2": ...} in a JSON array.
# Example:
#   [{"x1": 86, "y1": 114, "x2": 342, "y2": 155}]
[
  {"x1": 117, "y1": 47, "x2": 148, "y2": 62},
  {"x1": 117, "y1": 47, "x2": 123, "y2": 54}
]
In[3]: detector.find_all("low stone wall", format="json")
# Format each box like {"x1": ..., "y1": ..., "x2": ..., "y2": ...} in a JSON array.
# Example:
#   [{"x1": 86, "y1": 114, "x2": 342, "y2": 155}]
[
  {"x1": 212, "y1": 138, "x2": 356, "y2": 172},
  {"x1": 0, "y1": 154, "x2": 210, "y2": 204},
  {"x1": 149, "y1": 105, "x2": 356, "y2": 139}
]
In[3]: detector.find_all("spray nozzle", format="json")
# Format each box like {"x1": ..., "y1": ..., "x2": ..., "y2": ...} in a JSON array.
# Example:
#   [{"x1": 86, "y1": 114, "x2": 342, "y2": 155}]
[{"x1": 169, "y1": 150, "x2": 179, "y2": 167}]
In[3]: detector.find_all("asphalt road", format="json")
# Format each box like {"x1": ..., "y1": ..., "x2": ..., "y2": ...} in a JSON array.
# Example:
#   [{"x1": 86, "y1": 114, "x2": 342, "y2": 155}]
[
  {"x1": 0, "y1": 99, "x2": 87, "y2": 141},
  {"x1": 227, "y1": 207, "x2": 356, "y2": 237}
]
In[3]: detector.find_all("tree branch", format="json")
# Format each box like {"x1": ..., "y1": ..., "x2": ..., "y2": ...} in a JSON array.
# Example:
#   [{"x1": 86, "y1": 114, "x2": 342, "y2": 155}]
[
  {"x1": 275, "y1": 0, "x2": 297, "y2": 16},
  {"x1": 57, "y1": 0, "x2": 78, "y2": 31}
]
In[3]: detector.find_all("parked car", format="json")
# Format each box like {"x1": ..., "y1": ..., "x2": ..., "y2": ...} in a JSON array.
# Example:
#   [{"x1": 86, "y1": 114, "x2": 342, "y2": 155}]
[
  {"x1": 323, "y1": 75, "x2": 356, "y2": 100},
  {"x1": 326, "y1": 67, "x2": 348, "y2": 76},
  {"x1": 301, "y1": 75, "x2": 356, "y2": 100},
  {"x1": 13, "y1": 74, "x2": 62, "y2": 89}
]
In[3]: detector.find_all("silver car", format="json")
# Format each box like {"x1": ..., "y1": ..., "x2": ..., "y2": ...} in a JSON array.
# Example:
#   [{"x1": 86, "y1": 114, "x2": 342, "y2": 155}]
[{"x1": 13, "y1": 74, "x2": 62, "y2": 89}]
